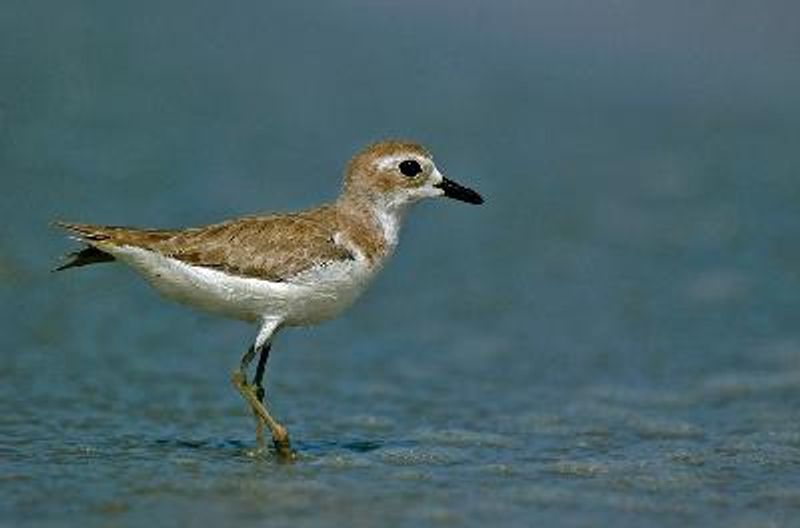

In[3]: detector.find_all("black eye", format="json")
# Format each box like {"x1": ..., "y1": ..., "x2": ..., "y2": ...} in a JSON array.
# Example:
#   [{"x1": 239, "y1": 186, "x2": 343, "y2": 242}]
[{"x1": 398, "y1": 159, "x2": 422, "y2": 177}]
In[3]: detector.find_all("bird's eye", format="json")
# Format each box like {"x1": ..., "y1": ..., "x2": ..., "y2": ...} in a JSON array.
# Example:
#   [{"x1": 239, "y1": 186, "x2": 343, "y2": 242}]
[{"x1": 398, "y1": 159, "x2": 422, "y2": 177}]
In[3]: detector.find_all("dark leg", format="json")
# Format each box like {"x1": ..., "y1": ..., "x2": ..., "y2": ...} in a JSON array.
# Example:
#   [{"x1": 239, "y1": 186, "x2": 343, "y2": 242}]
[
  {"x1": 240, "y1": 345, "x2": 256, "y2": 372},
  {"x1": 250, "y1": 343, "x2": 270, "y2": 450},
  {"x1": 253, "y1": 343, "x2": 271, "y2": 404}
]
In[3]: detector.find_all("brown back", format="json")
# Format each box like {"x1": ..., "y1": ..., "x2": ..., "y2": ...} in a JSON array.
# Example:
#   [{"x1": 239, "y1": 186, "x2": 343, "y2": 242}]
[{"x1": 58, "y1": 205, "x2": 387, "y2": 282}]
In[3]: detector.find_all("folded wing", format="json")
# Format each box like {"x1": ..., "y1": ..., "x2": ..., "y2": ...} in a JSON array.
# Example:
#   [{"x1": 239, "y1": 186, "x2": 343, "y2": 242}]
[{"x1": 55, "y1": 207, "x2": 354, "y2": 282}]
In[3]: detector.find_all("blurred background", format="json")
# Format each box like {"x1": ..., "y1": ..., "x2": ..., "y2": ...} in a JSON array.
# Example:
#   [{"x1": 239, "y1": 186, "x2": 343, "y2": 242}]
[{"x1": 3, "y1": 1, "x2": 800, "y2": 526}]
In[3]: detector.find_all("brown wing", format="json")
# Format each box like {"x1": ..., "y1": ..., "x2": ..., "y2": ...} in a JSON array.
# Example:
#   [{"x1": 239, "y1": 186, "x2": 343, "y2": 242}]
[
  {"x1": 56, "y1": 221, "x2": 180, "y2": 245},
  {"x1": 56, "y1": 207, "x2": 355, "y2": 282}
]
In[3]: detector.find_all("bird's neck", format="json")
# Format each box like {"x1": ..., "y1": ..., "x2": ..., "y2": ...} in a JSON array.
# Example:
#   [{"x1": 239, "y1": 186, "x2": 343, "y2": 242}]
[{"x1": 336, "y1": 193, "x2": 408, "y2": 252}]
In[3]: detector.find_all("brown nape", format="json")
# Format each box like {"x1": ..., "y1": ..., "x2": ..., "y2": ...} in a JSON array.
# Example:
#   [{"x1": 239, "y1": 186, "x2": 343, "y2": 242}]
[{"x1": 55, "y1": 246, "x2": 114, "y2": 271}]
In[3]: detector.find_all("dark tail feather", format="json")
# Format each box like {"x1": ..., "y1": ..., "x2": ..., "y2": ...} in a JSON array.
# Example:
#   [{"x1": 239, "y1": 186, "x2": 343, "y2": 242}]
[{"x1": 54, "y1": 246, "x2": 115, "y2": 272}]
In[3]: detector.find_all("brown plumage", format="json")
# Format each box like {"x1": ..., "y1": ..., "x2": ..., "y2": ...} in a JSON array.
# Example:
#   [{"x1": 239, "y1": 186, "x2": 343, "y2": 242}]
[{"x1": 55, "y1": 204, "x2": 388, "y2": 282}]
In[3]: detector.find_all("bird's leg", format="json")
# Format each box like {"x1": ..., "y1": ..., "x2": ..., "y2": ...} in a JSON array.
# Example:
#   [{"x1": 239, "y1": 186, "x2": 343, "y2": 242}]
[
  {"x1": 251, "y1": 344, "x2": 270, "y2": 448},
  {"x1": 253, "y1": 343, "x2": 270, "y2": 404},
  {"x1": 231, "y1": 341, "x2": 293, "y2": 459},
  {"x1": 237, "y1": 345, "x2": 266, "y2": 449}
]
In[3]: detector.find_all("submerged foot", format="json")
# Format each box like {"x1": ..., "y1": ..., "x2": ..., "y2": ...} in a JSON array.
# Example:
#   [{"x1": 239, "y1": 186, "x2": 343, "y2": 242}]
[{"x1": 231, "y1": 370, "x2": 295, "y2": 460}]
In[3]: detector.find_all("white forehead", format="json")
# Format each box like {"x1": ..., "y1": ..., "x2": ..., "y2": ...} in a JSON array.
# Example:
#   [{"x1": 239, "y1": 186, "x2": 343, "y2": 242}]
[{"x1": 373, "y1": 152, "x2": 432, "y2": 171}]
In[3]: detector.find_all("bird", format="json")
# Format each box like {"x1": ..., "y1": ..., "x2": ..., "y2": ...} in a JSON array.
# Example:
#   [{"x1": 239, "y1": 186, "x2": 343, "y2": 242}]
[{"x1": 55, "y1": 140, "x2": 483, "y2": 458}]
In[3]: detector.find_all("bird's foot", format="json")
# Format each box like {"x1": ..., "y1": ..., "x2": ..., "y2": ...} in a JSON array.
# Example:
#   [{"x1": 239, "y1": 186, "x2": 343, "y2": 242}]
[
  {"x1": 270, "y1": 423, "x2": 295, "y2": 461},
  {"x1": 231, "y1": 370, "x2": 295, "y2": 461}
]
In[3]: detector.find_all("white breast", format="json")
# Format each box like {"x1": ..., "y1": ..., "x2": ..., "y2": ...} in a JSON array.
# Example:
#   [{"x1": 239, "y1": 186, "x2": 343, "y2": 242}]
[{"x1": 107, "y1": 245, "x2": 381, "y2": 326}]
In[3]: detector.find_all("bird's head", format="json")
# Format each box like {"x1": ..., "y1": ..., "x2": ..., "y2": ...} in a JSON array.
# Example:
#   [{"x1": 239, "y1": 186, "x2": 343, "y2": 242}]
[{"x1": 342, "y1": 140, "x2": 484, "y2": 212}]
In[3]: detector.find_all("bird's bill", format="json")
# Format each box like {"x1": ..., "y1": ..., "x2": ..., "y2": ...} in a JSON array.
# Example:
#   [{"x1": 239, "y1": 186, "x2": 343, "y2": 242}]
[{"x1": 435, "y1": 177, "x2": 484, "y2": 205}]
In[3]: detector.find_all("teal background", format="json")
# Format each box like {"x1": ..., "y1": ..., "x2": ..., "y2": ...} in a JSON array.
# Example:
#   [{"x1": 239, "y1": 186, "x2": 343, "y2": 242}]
[{"x1": 3, "y1": 1, "x2": 800, "y2": 526}]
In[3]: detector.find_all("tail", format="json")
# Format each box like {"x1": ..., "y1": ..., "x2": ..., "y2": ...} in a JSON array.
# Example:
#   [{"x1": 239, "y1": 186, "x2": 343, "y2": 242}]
[
  {"x1": 53, "y1": 221, "x2": 116, "y2": 272},
  {"x1": 54, "y1": 246, "x2": 115, "y2": 271},
  {"x1": 53, "y1": 221, "x2": 178, "y2": 272}
]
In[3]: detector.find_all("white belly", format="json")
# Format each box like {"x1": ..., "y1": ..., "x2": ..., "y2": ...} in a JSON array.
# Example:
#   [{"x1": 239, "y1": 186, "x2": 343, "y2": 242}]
[{"x1": 108, "y1": 245, "x2": 380, "y2": 326}]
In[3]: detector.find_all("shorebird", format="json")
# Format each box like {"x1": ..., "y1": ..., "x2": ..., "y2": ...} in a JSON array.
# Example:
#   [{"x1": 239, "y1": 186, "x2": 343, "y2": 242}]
[{"x1": 55, "y1": 140, "x2": 483, "y2": 458}]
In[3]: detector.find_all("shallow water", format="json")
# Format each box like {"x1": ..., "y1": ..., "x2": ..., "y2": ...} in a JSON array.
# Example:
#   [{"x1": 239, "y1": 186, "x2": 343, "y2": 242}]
[{"x1": 3, "y1": 1, "x2": 800, "y2": 527}]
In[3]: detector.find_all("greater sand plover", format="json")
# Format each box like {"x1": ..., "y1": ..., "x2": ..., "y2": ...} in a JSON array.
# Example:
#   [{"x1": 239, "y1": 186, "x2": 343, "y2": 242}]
[{"x1": 55, "y1": 140, "x2": 483, "y2": 457}]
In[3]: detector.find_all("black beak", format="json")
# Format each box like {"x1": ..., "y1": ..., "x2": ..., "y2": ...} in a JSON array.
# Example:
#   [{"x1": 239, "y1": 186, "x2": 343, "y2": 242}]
[{"x1": 435, "y1": 177, "x2": 484, "y2": 205}]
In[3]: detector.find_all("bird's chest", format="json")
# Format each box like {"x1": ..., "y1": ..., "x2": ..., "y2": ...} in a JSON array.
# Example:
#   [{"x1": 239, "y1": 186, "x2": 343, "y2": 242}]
[{"x1": 282, "y1": 257, "x2": 382, "y2": 326}]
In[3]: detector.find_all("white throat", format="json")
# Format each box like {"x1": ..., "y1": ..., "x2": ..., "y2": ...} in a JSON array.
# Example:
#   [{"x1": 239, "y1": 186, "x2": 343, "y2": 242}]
[{"x1": 371, "y1": 200, "x2": 407, "y2": 249}]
